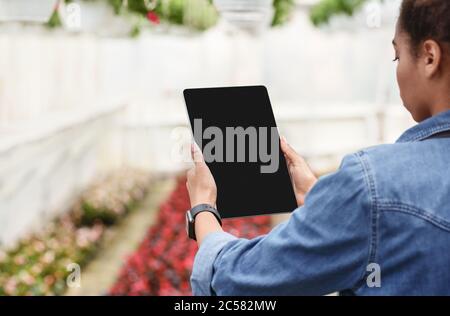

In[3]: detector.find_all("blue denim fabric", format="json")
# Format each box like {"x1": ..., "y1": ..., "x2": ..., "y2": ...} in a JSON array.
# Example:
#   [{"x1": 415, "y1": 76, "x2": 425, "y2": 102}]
[{"x1": 190, "y1": 110, "x2": 450, "y2": 296}]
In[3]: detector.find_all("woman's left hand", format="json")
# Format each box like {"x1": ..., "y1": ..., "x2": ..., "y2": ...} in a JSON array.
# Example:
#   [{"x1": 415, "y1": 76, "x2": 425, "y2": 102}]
[{"x1": 186, "y1": 143, "x2": 217, "y2": 208}]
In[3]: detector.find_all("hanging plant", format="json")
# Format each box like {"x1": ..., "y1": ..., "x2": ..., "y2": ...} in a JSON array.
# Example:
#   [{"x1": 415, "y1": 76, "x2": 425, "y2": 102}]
[
  {"x1": 309, "y1": 0, "x2": 383, "y2": 26},
  {"x1": 44, "y1": 0, "x2": 295, "y2": 35},
  {"x1": 46, "y1": 6, "x2": 63, "y2": 28},
  {"x1": 272, "y1": 0, "x2": 295, "y2": 27},
  {"x1": 108, "y1": 0, "x2": 218, "y2": 32}
]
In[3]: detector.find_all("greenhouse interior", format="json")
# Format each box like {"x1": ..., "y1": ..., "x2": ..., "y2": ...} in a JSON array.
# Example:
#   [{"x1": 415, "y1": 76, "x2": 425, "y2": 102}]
[{"x1": 0, "y1": 0, "x2": 415, "y2": 296}]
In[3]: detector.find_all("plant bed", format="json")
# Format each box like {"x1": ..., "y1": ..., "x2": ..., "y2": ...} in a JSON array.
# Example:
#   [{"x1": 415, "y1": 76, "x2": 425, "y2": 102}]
[
  {"x1": 109, "y1": 176, "x2": 271, "y2": 296},
  {"x1": 0, "y1": 169, "x2": 151, "y2": 296}
]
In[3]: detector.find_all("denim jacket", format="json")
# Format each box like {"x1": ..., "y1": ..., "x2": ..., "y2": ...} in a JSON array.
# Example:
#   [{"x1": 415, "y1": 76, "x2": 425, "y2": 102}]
[{"x1": 190, "y1": 109, "x2": 450, "y2": 296}]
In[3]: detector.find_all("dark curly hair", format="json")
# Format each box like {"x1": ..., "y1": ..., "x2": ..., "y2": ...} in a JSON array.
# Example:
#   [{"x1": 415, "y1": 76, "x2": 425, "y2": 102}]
[{"x1": 399, "y1": 0, "x2": 450, "y2": 56}]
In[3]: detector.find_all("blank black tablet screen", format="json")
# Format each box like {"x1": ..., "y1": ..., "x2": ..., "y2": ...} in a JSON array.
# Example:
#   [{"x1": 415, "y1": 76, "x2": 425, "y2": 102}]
[{"x1": 184, "y1": 85, "x2": 297, "y2": 218}]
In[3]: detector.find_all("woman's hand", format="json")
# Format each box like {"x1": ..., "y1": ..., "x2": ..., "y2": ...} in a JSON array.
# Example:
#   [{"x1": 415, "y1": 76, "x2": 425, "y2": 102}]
[
  {"x1": 280, "y1": 136, "x2": 318, "y2": 206},
  {"x1": 186, "y1": 143, "x2": 222, "y2": 246},
  {"x1": 186, "y1": 143, "x2": 217, "y2": 208}
]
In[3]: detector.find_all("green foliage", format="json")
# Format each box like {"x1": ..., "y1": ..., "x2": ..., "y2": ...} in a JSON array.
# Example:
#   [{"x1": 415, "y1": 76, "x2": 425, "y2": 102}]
[
  {"x1": 46, "y1": 8, "x2": 62, "y2": 28},
  {"x1": 108, "y1": 0, "x2": 218, "y2": 32},
  {"x1": 310, "y1": 0, "x2": 370, "y2": 26},
  {"x1": 157, "y1": 0, "x2": 186, "y2": 25},
  {"x1": 272, "y1": 0, "x2": 295, "y2": 27},
  {"x1": 46, "y1": 0, "x2": 295, "y2": 35},
  {"x1": 130, "y1": 23, "x2": 142, "y2": 37},
  {"x1": 108, "y1": 0, "x2": 124, "y2": 14},
  {"x1": 182, "y1": 0, "x2": 219, "y2": 31}
]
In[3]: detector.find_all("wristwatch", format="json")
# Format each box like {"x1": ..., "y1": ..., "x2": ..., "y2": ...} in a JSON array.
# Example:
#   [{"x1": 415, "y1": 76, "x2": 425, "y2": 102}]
[{"x1": 186, "y1": 204, "x2": 222, "y2": 241}]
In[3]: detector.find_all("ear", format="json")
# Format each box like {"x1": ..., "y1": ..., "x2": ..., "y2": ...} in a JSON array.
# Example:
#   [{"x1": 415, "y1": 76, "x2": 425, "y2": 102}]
[{"x1": 421, "y1": 39, "x2": 442, "y2": 78}]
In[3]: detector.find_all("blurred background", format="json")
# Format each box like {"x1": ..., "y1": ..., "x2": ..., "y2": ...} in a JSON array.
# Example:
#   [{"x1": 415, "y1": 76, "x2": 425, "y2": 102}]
[{"x1": 0, "y1": 0, "x2": 415, "y2": 296}]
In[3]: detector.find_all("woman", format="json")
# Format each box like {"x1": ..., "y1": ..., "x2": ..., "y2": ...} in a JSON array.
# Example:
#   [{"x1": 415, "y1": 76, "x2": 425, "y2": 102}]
[{"x1": 186, "y1": 0, "x2": 450, "y2": 295}]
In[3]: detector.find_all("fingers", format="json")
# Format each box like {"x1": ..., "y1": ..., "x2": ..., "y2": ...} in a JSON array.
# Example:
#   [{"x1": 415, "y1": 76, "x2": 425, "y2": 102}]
[
  {"x1": 191, "y1": 142, "x2": 204, "y2": 165},
  {"x1": 280, "y1": 136, "x2": 301, "y2": 165}
]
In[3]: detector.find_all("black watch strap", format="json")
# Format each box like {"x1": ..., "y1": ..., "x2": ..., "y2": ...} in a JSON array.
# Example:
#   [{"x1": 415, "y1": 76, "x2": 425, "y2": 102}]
[{"x1": 191, "y1": 204, "x2": 222, "y2": 226}]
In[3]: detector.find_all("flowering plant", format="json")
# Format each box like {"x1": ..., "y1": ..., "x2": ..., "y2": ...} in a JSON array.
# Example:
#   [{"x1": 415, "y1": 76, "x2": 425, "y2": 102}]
[
  {"x1": 0, "y1": 169, "x2": 151, "y2": 296},
  {"x1": 310, "y1": 0, "x2": 379, "y2": 26},
  {"x1": 72, "y1": 169, "x2": 150, "y2": 226},
  {"x1": 46, "y1": 0, "x2": 295, "y2": 35},
  {"x1": 110, "y1": 176, "x2": 271, "y2": 296}
]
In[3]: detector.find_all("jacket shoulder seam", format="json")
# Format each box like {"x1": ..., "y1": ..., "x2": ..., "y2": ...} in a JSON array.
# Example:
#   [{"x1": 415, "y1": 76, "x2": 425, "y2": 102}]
[{"x1": 351, "y1": 151, "x2": 379, "y2": 292}]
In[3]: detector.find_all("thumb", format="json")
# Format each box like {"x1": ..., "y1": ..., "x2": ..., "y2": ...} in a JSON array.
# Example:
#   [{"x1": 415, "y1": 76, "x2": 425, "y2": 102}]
[
  {"x1": 280, "y1": 136, "x2": 301, "y2": 166},
  {"x1": 191, "y1": 142, "x2": 204, "y2": 165}
]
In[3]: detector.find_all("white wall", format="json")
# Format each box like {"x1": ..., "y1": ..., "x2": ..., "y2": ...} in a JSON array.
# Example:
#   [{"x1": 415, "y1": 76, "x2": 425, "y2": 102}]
[{"x1": 0, "y1": 106, "x2": 123, "y2": 247}]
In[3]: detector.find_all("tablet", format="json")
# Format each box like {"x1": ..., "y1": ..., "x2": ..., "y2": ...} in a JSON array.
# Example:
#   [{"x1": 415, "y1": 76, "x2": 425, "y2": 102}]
[{"x1": 184, "y1": 85, "x2": 297, "y2": 218}]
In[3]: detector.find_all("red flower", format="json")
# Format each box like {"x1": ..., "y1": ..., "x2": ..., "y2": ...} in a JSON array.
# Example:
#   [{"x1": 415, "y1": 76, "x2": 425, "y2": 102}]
[{"x1": 146, "y1": 11, "x2": 160, "y2": 24}]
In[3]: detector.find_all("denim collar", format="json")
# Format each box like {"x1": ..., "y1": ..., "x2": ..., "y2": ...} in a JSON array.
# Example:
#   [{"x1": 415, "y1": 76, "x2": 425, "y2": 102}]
[{"x1": 396, "y1": 109, "x2": 450, "y2": 143}]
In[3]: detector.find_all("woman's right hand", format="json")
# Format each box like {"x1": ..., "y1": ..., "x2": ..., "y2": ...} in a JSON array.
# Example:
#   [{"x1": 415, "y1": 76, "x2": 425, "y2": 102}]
[{"x1": 280, "y1": 136, "x2": 317, "y2": 206}]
